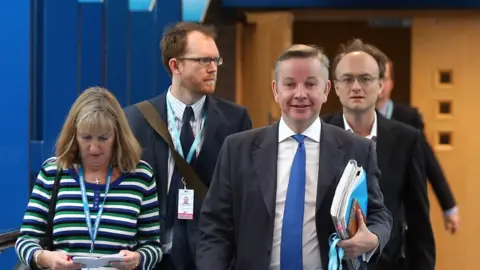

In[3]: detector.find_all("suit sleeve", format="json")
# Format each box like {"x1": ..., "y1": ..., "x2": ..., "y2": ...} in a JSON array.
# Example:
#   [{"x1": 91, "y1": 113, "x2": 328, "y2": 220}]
[
  {"x1": 197, "y1": 137, "x2": 234, "y2": 270},
  {"x1": 404, "y1": 131, "x2": 435, "y2": 269},
  {"x1": 413, "y1": 109, "x2": 457, "y2": 211},
  {"x1": 239, "y1": 108, "x2": 252, "y2": 132},
  {"x1": 411, "y1": 108, "x2": 424, "y2": 131},
  {"x1": 364, "y1": 140, "x2": 393, "y2": 261}
]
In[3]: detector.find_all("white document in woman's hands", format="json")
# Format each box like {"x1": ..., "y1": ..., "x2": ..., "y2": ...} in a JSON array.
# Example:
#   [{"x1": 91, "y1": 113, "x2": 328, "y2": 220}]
[{"x1": 72, "y1": 254, "x2": 124, "y2": 268}]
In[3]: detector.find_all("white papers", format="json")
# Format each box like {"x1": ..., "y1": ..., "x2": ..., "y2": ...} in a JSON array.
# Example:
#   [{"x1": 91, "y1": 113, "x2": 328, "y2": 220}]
[
  {"x1": 330, "y1": 160, "x2": 365, "y2": 238},
  {"x1": 72, "y1": 254, "x2": 124, "y2": 269},
  {"x1": 330, "y1": 159, "x2": 368, "y2": 270}
]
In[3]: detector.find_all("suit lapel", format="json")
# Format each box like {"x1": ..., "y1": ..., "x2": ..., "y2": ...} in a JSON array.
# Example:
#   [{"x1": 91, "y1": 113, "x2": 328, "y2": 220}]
[
  {"x1": 197, "y1": 96, "x2": 221, "y2": 163},
  {"x1": 316, "y1": 122, "x2": 344, "y2": 214},
  {"x1": 375, "y1": 113, "x2": 395, "y2": 171},
  {"x1": 253, "y1": 124, "x2": 279, "y2": 218}
]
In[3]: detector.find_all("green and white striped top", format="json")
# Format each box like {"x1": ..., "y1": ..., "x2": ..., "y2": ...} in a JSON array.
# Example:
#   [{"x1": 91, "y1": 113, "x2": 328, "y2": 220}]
[{"x1": 15, "y1": 158, "x2": 162, "y2": 269}]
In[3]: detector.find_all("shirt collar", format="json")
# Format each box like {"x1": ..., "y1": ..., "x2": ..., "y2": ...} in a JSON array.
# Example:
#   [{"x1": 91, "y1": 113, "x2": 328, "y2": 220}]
[
  {"x1": 166, "y1": 87, "x2": 206, "y2": 121},
  {"x1": 377, "y1": 99, "x2": 391, "y2": 117},
  {"x1": 343, "y1": 113, "x2": 377, "y2": 139},
  {"x1": 278, "y1": 117, "x2": 321, "y2": 143}
]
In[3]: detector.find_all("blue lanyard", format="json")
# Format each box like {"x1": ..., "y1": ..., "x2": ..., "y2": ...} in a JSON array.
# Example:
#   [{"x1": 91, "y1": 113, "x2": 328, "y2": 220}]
[
  {"x1": 166, "y1": 99, "x2": 206, "y2": 164},
  {"x1": 328, "y1": 233, "x2": 344, "y2": 270},
  {"x1": 385, "y1": 99, "x2": 394, "y2": 120},
  {"x1": 78, "y1": 165, "x2": 113, "y2": 255}
]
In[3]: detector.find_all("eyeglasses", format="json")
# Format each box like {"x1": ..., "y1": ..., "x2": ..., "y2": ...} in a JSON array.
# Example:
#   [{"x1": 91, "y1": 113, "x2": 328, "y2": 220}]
[
  {"x1": 176, "y1": 57, "x2": 223, "y2": 66},
  {"x1": 336, "y1": 76, "x2": 378, "y2": 86}
]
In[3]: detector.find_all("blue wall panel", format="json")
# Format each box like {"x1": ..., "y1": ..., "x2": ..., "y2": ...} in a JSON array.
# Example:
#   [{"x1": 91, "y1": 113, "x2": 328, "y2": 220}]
[
  {"x1": 0, "y1": 1, "x2": 181, "y2": 265},
  {"x1": 156, "y1": 0, "x2": 181, "y2": 95},
  {"x1": 0, "y1": 0, "x2": 30, "y2": 267},
  {"x1": 182, "y1": 0, "x2": 210, "y2": 22},
  {"x1": 30, "y1": 0, "x2": 46, "y2": 184},
  {"x1": 128, "y1": 12, "x2": 157, "y2": 104},
  {"x1": 129, "y1": 0, "x2": 156, "y2": 11},
  {"x1": 105, "y1": 0, "x2": 129, "y2": 106},
  {"x1": 40, "y1": 0, "x2": 79, "y2": 166},
  {"x1": 79, "y1": 3, "x2": 104, "y2": 91}
]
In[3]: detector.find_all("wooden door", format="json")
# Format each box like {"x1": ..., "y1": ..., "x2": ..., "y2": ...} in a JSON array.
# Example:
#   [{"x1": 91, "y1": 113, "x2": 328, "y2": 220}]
[
  {"x1": 236, "y1": 11, "x2": 293, "y2": 128},
  {"x1": 411, "y1": 16, "x2": 480, "y2": 270}
]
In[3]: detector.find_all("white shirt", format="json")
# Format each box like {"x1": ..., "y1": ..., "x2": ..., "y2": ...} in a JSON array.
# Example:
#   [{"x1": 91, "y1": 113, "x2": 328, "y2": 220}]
[
  {"x1": 342, "y1": 113, "x2": 379, "y2": 261},
  {"x1": 343, "y1": 113, "x2": 378, "y2": 139},
  {"x1": 270, "y1": 117, "x2": 322, "y2": 270},
  {"x1": 166, "y1": 88, "x2": 206, "y2": 191},
  {"x1": 164, "y1": 88, "x2": 206, "y2": 252}
]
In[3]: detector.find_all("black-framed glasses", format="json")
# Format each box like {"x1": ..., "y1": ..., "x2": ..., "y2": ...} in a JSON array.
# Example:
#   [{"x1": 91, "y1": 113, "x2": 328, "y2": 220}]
[
  {"x1": 336, "y1": 75, "x2": 378, "y2": 86},
  {"x1": 176, "y1": 57, "x2": 223, "y2": 66}
]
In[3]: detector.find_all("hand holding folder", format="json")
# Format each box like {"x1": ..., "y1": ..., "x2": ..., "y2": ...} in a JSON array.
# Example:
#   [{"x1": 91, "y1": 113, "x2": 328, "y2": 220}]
[
  {"x1": 328, "y1": 160, "x2": 368, "y2": 270},
  {"x1": 337, "y1": 208, "x2": 378, "y2": 259}
]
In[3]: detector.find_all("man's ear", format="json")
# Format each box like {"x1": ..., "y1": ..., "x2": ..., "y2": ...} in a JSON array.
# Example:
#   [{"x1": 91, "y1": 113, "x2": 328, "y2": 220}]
[
  {"x1": 272, "y1": 80, "x2": 279, "y2": 103},
  {"x1": 169, "y1": 58, "x2": 181, "y2": 75},
  {"x1": 322, "y1": 80, "x2": 331, "y2": 103}
]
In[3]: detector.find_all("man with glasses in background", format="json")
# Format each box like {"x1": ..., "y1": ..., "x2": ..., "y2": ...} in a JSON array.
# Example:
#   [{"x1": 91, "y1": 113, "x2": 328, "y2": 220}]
[
  {"x1": 125, "y1": 22, "x2": 252, "y2": 270},
  {"x1": 322, "y1": 39, "x2": 435, "y2": 270}
]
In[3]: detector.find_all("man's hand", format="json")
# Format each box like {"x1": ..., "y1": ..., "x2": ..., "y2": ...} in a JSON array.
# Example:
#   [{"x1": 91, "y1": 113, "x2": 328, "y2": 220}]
[
  {"x1": 338, "y1": 209, "x2": 378, "y2": 259},
  {"x1": 444, "y1": 212, "x2": 460, "y2": 234}
]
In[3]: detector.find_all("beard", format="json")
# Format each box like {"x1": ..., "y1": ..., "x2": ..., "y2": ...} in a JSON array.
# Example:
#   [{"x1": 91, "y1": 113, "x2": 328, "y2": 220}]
[
  {"x1": 182, "y1": 76, "x2": 217, "y2": 95},
  {"x1": 197, "y1": 79, "x2": 216, "y2": 94}
]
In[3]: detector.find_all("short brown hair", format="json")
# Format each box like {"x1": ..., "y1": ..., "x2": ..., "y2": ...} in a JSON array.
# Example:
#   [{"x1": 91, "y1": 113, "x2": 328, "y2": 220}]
[
  {"x1": 55, "y1": 87, "x2": 141, "y2": 172},
  {"x1": 160, "y1": 22, "x2": 217, "y2": 77},
  {"x1": 331, "y1": 39, "x2": 389, "y2": 79},
  {"x1": 274, "y1": 44, "x2": 330, "y2": 80}
]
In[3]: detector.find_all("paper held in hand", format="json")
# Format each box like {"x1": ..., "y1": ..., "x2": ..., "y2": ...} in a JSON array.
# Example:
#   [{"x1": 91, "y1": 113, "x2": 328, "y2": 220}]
[
  {"x1": 72, "y1": 253, "x2": 124, "y2": 268},
  {"x1": 329, "y1": 159, "x2": 368, "y2": 269}
]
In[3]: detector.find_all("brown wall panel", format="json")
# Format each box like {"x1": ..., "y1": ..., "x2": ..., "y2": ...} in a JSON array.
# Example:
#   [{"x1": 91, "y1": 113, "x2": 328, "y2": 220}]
[{"x1": 204, "y1": 0, "x2": 237, "y2": 102}]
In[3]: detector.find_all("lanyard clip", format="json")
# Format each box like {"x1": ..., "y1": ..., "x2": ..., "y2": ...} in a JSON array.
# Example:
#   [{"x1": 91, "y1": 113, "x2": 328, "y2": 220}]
[{"x1": 181, "y1": 177, "x2": 187, "y2": 189}]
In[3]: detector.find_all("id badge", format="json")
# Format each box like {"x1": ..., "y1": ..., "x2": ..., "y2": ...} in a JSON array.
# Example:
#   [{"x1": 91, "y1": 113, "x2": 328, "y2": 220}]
[{"x1": 178, "y1": 189, "x2": 194, "y2": 220}]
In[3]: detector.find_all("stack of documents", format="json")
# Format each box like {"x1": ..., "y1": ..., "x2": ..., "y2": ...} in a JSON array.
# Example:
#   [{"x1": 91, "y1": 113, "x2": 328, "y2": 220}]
[{"x1": 329, "y1": 160, "x2": 368, "y2": 269}]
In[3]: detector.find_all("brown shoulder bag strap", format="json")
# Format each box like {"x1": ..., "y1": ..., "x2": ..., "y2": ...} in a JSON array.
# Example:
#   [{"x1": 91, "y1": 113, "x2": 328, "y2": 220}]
[{"x1": 135, "y1": 100, "x2": 208, "y2": 200}]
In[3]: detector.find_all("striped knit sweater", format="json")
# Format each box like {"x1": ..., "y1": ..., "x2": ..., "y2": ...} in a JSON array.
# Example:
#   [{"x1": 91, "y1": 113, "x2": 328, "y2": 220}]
[{"x1": 16, "y1": 159, "x2": 162, "y2": 269}]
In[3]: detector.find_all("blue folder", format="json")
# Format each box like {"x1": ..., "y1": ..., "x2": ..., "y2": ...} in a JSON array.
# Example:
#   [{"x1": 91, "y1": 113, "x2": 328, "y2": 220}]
[{"x1": 328, "y1": 160, "x2": 368, "y2": 270}]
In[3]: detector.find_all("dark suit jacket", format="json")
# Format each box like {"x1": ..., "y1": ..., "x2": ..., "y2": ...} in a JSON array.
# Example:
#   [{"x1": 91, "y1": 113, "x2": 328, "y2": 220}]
[
  {"x1": 322, "y1": 112, "x2": 435, "y2": 270},
  {"x1": 392, "y1": 102, "x2": 456, "y2": 211},
  {"x1": 196, "y1": 121, "x2": 392, "y2": 270},
  {"x1": 124, "y1": 92, "x2": 252, "y2": 263}
]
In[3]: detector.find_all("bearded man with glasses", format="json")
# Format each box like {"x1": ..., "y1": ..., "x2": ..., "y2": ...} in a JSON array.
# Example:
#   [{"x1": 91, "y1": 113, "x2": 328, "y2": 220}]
[
  {"x1": 124, "y1": 22, "x2": 252, "y2": 270},
  {"x1": 322, "y1": 39, "x2": 435, "y2": 270}
]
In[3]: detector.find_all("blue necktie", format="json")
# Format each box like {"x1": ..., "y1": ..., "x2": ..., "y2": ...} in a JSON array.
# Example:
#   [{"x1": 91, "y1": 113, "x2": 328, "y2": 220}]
[{"x1": 280, "y1": 134, "x2": 306, "y2": 269}]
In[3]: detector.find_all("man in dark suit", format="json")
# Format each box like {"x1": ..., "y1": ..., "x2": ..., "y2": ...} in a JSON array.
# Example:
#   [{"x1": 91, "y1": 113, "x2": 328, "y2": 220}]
[
  {"x1": 376, "y1": 60, "x2": 460, "y2": 234},
  {"x1": 197, "y1": 44, "x2": 392, "y2": 270},
  {"x1": 323, "y1": 39, "x2": 435, "y2": 270},
  {"x1": 124, "y1": 22, "x2": 252, "y2": 270}
]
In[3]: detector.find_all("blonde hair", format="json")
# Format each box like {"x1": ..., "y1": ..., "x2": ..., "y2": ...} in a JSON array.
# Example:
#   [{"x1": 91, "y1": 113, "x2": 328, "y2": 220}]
[
  {"x1": 55, "y1": 87, "x2": 141, "y2": 172},
  {"x1": 274, "y1": 44, "x2": 330, "y2": 81}
]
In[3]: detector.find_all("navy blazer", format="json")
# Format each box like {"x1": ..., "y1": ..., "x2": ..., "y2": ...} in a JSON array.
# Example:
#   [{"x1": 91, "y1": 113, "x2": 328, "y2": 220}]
[
  {"x1": 197, "y1": 121, "x2": 392, "y2": 270},
  {"x1": 124, "y1": 92, "x2": 252, "y2": 259}
]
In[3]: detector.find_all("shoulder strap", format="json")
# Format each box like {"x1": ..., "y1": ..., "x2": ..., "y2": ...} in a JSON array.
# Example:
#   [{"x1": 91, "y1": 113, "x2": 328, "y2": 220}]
[
  {"x1": 45, "y1": 166, "x2": 62, "y2": 251},
  {"x1": 135, "y1": 100, "x2": 208, "y2": 200}
]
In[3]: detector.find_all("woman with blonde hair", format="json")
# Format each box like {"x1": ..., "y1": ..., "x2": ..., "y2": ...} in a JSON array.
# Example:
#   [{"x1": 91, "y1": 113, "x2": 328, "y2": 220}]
[{"x1": 15, "y1": 87, "x2": 162, "y2": 270}]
